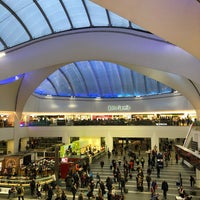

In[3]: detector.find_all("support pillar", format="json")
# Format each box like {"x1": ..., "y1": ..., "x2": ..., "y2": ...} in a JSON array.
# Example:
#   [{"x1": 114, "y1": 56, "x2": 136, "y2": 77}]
[
  {"x1": 54, "y1": 146, "x2": 60, "y2": 183},
  {"x1": 151, "y1": 133, "x2": 159, "y2": 152},
  {"x1": 196, "y1": 168, "x2": 200, "y2": 188},
  {"x1": 105, "y1": 133, "x2": 113, "y2": 152},
  {"x1": 13, "y1": 117, "x2": 21, "y2": 154},
  {"x1": 62, "y1": 135, "x2": 70, "y2": 144}
]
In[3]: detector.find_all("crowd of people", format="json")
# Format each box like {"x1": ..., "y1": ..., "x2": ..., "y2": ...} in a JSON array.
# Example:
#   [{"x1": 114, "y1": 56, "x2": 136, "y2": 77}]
[
  {"x1": 7, "y1": 181, "x2": 68, "y2": 200},
  {"x1": 5, "y1": 142, "x2": 196, "y2": 200},
  {"x1": 61, "y1": 143, "x2": 195, "y2": 200}
]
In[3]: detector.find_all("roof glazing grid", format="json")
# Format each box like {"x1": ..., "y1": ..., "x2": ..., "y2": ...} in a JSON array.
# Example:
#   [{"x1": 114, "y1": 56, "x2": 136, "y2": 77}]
[
  {"x1": 34, "y1": 61, "x2": 173, "y2": 98},
  {"x1": 0, "y1": 1, "x2": 173, "y2": 98},
  {"x1": 0, "y1": 0, "x2": 146, "y2": 51}
]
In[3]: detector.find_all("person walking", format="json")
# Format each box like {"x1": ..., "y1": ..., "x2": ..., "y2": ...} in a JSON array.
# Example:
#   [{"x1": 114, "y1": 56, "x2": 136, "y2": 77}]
[
  {"x1": 36, "y1": 182, "x2": 42, "y2": 199},
  {"x1": 120, "y1": 175, "x2": 126, "y2": 194},
  {"x1": 43, "y1": 182, "x2": 49, "y2": 199},
  {"x1": 146, "y1": 174, "x2": 151, "y2": 191},
  {"x1": 108, "y1": 150, "x2": 111, "y2": 159},
  {"x1": 47, "y1": 186, "x2": 54, "y2": 200},
  {"x1": 151, "y1": 181, "x2": 158, "y2": 200},
  {"x1": 55, "y1": 186, "x2": 62, "y2": 200},
  {"x1": 147, "y1": 167, "x2": 152, "y2": 176},
  {"x1": 71, "y1": 183, "x2": 77, "y2": 200},
  {"x1": 179, "y1": 173, "x2": 183, "y2": 186},
  {"x1": 151, "y1": 180, "x2": 158, "y2": 195},
  {"x1": 136, "y1": 157, "x2": 140, "y2": 166},
  {"x1": 190, "y1": 175, "x2": 195, "y2": 187},
  {"x1": 61, "y1": 190, "x2": 67, "y2": 200},
  {"x1": 96, "y1": 172, "x2": 101, "y2": 188},
  {"x1": 100, "y1": 160, "x2": 104, "y2": 169},
  {"x1": 140, "y1": 157, "x2": 145, "y2": 168},
  {"x1": 8, "y1": 185, "x2": 16, "y2": 199},
  {"x1": 30, "y1": 179, "x2": 36, "y2": 197},
  {"x1": 178, "y1": 186, "x2": 186, "y2": 198},
  {"x1": 99, "y1": 180, "x2": 106, "y2": 196},
  {"x1": 161, "y1": 180, "x2": 168, "y2": 199},
  {"x1": 175, "y1": 153, "x2": 179, "y2": 164},
  {"x1": 87, "y1": 180, "x2": 95, "y2": 199},
  {"x1": 17, "y1": 184, "x2": 25, "y2": 200},
  {"x1": 156, "y1": 164, "x2": 160, "y2": 178}
]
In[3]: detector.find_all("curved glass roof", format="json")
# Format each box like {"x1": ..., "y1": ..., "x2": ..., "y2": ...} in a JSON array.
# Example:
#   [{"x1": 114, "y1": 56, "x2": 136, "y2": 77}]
[
  {"x1": 0, "y1": 0, "x2": 174, "y2": 98},
  {"x1": 0, "y1": 0, "x2": 145, "y2": 51},
  {"x1": 34, "y1": 61, "x2": 173, "y2": 98}
]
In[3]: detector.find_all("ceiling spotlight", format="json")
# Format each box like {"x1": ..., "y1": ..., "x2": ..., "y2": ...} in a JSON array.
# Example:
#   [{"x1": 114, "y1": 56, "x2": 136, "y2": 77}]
[{"x1": 0, "y1": 52, "x2": 6, "y2": 58}]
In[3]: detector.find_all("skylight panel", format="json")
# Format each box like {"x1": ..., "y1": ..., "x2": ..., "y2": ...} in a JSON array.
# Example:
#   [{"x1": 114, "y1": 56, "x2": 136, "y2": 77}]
[
  {"x1": 108, "y1": 11, "x2": 129, "y2": 28},
  {"x1": 84, "y1": 0, "x2": 109, "y2": 26},
  {"x1": 62, "y1": 0, "x2": 90, "y2": 28},
  {"x1": 0, "y1": 4, "x2": 30, "y2": 47},
  {"x1": 4, "y1": 0, "x2": 51, "y2": 38},
  {"x1": 38, "y1": 0, "x2": 72, "y2": 32}
]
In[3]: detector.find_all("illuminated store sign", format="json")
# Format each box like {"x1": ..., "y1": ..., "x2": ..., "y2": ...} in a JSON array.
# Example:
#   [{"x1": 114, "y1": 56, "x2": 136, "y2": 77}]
[{"x1": 108, "y1": 105, "x2": 131, "y2": 111}]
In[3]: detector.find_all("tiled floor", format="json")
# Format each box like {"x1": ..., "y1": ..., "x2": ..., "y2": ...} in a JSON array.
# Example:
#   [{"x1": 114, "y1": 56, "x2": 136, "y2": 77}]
[{"x1": 1, "y1": 150, "x2": 199, "y2": 200}]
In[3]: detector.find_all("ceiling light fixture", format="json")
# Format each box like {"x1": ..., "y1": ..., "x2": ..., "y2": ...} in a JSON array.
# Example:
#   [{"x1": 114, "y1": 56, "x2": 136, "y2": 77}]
[{"x1": 0, "y1": 52, "x2": 6, "y2": 58}]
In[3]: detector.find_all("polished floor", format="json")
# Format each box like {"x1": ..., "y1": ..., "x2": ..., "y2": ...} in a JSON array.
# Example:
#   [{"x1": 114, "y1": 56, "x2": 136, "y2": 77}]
[{"x1": 1, "y1": 150, "x2": 200, "y2": 200}]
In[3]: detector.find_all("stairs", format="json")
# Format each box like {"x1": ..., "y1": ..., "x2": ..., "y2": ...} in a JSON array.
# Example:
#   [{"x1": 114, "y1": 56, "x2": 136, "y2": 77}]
[{"x1": 89, "y1": 151, "x2": 199, "y2": 200}]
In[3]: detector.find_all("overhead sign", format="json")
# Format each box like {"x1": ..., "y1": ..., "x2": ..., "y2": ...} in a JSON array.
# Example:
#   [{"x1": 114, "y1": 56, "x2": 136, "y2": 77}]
[{"x1": 108, "y1": 105, "x2": 131, "y2": 112}]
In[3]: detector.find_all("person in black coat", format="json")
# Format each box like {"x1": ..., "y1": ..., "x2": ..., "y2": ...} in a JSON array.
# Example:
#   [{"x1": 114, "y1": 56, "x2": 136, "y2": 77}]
[
  {"x1": 106, "y1": 176, "x2": 113, "y2": 192},
  {"x1": 190, "y1": 175, "x2": 195, "y2": 187},
  {"x1": 100, "y1": 180, "x2": 106, "y2": 195},
  {"x1": 120, "y1": 176, "x2": 126, "y2": 194},
  {"x1": 161, "y1": 180, "x2": 168, "y2": 199},
  {"x1": 156, "y1": 164, "x2": 160, "y2": 178},
  {"x1": 47, "y1": 186, "x2": 54, "y2": 200},
  {"x1": 87, "y1": 180, "x2": 95, "y2": 199},
  {"x1": 175, "y1": 153, "x2": 179, "y2": 164},
  {"x1": 71, "y1": 183, "x2": 77, "y2": 200},
  {"x1": 146, "y1": 174, "x2": 151, "y2": 191},
  {"x1": 100, "y1": 160, "x2": 104, "y2": 169},
  {"x1": 30, "y1": 179, "x2": 36, "y2": 196}
]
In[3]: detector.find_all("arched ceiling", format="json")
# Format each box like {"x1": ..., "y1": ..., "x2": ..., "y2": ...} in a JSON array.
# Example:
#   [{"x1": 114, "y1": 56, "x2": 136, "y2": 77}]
[
  {"x1": 35, "y1": 61, "x2": 173, "y2": 98},
  {"x1": 92, "y1": 0, "x2": 200, "y2": 61},
  {"x1": 0, "y1": 0, "x2": 172, "y2": 99},
  {"x1": 0, "y1": 0, "x2": 200, "y2": 117},
  {"x1": 0, "y1": 0, "x2": 145, "y2": 51},
  {"x1": 91, "y1": 0, "x2": 200, "y2": 115}
]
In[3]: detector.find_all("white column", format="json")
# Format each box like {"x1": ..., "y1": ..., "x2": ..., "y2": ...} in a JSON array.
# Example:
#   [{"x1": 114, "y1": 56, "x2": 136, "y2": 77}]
[
  {"x1": 196, "y1": 168, "x2": 200, "y2": 188},
  {"x1": 7, "y1": 140, "x2": 14, "y2": 154},
  {"x1": 105, "y1": 133, "x2": 113, "y2": 152},
  {"x1": 151, "y1": 132, "x2": 159, "y2": 152},
  {"x1": 62, "y1": 135, "x2": 70, "y2": 144},
  {"x1": 13, "y1": 117, "x2": 20, "y2": 153}
]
